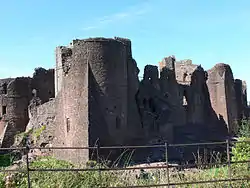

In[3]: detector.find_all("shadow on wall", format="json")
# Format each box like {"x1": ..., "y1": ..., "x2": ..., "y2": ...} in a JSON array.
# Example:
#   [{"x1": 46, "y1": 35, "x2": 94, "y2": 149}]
[
  {"x1": 174, "y1": 68, "x2": 229, "y2": 143},
  {"x1": 129, "y1": 61, "x2": 231, "y2": 163},
  {"x1": 88, "y1": 66, "x2": 110, "y2": 148}
]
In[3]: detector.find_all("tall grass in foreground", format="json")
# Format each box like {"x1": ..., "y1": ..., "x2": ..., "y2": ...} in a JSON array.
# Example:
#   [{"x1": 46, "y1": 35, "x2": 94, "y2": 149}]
[
  {"x1": 0, "y1": 156, "x2": 249, "y2": 188},
  {"x1": 1, "y1": 119, "x2": 250, "y2": 187},
  {"x1": 0, "y1": 172, "x2": 4, "y2": 188}
]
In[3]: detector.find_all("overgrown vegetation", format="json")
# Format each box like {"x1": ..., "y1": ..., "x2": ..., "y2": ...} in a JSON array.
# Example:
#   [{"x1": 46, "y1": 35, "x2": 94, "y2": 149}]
[
  {"x1": 14, "y1": 124, "x2": 46, "y2": 147},
  {"x1": 192, "y1": 148, "x2": 226, "y2": 169},
  {"x1": 0, "y1": 172, "x2": 4, "y2": 188},
  {"x1": 15, "y1": 125, "x2": 46, "y2": 146},
  {"x1": 0, "y1": 154, "x2": 14, "y2": 167},
  {"x1": 1, "y1": 153, "x2": 249, "y2": 187},
  {"x1": 0, "y1": 120, "x2": 249, "y2": 187},
  {"x1": 237, "y1": 119, "x2": 250, "y2": 138},
  {"x1": 2, "y1": 156, "x2": 118, "y2": 188},
  {"x1": 232, "y1": 119, "x2": 250, "y2": 162},
  {"x1": 232, "y1": 137, "x2": 250, "y2": 163}
]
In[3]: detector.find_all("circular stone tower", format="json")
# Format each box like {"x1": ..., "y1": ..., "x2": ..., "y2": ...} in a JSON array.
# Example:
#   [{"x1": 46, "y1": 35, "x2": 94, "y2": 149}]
[{"x1": 54, "y1": 38, "x2": 129, "y2": 163}]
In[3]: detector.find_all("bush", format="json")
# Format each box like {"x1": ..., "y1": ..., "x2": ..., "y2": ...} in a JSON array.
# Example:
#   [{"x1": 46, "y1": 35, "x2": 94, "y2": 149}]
[
  {"x1": 231, "y1": 119, "x2": 250, "y2": 174},
  {"x1": 232, "y1": 119, "x2": 250, "y2": 162},
  {"x1": 232, "y1": 137, "x2": 250, "y2": 162}
]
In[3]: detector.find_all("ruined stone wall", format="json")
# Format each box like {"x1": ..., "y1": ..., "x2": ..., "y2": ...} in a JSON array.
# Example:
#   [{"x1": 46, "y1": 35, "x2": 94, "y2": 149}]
[
  {"x1": 187, "y1": 66, "x2": 212, "y2": 124},
  {"x1": 242, "y1": 81, "x2": 248, "y2": 108},
  {"x1": 158, "y1": 58, "x2": 219, "y2": 126},
  {"x1": 0, "y1": 79, "x2": 14, "y2": 134},
  {"x1": 114, "y1": 37, "x2": 142, "y2": 142},
  {"x1": 54, "y1": 42, "x2": 89, "y2": 163},
  {"x1": 32, "y1": 68, "x2": 55, "y2": 103},
  {"x1": 0, "y1": 68, "x2": 55, "y2": 148},
  {"x1": 137, "y1": 65, "x2": 160, "y2": 134},
  {"x1": 225, "y1": 66, "x2": 238, "y2": 133},
  {"x1": 234, "y1": 79, "x2": 245, "y2": 121},
  {"x1": 234, "y1": 79, "x2": 249, "y2": 122},
  {"x1": 54, "y1": 38, "x2": 131, "y2": 163},
  {"x1": 136, "y1": 65, "x2": 174, "y2": 144},
  {"x1": 55, "y1": 46, "x2": 71, "y2": 97},
  {"x1": 207, "y1": 64, "x2": 237, "y2": 133},
  {"x1": 158, "y1": 55, "x2": 175, "y2": 72},
  {"x1": 0, "y1": 77, "x2": 32, "y2": 147},
  {"x1": 159, "y1": 56, "x2": 186, "y2": 126},
  {"x1": 241, "y1": 81, "x2": 249, "y2": 118},
  {"x1": 0, "y1": 121, "x2": 5, "y2": 141},
  {"x1": 87, "y1": 38, "x2": 130, "y2": 148},
  {"x1": 158, "y1": 57, "x2": 229, "y2": 142},
  {"x1": 26, "y1": 99, "x2": 55, "y2": 147},
  {"x1": 0, "y1": 121, "x2": 7, "y2": 147},
  {"x1": 0, "y1": 79, "x2": 13, "y2": 94},
  {"x1": 174, "y1": 60, "x2": 198, "y2": 85},
  {"x1": 0, "y1": 36, "x2": 248, "y2": 163}
]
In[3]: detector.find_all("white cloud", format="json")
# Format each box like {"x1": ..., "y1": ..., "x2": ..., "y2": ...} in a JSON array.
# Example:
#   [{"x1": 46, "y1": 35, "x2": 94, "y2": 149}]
[
  {"x1": 81, "y1": 1, "x2": 151, "y2": 31},
  {"x1": 82, "y1": 26, "x2": 98, "y2": 31}
]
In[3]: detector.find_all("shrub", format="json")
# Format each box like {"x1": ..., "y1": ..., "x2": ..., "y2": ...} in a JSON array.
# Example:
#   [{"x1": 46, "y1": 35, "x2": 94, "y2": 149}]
[
  {"x1": 232, "y1": 119, "x2": 250, "y2": 162},
  {"x1": 232, "y1": 137, "x2": 250, "y2": 162}
]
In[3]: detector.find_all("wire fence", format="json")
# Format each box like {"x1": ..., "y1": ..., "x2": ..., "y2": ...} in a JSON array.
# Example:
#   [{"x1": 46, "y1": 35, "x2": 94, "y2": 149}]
[{"x1": 0, "y1": 139, "x2": 250, "y2": 187}]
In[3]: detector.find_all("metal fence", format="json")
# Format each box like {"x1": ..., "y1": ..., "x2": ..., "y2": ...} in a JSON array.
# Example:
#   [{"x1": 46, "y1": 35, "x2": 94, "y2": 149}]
[{"x1": 1, "y1": 139, "x2": 250, "y2": 188}]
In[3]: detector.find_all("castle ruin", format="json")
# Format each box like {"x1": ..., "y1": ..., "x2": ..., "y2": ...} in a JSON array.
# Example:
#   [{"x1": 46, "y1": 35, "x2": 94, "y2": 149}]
[
  {"x1": 0, "y1": 68, "x2": 54, "y2": 147},
  {"x1": 0, "y1": 37, "x2": 249, "y2": 163}
]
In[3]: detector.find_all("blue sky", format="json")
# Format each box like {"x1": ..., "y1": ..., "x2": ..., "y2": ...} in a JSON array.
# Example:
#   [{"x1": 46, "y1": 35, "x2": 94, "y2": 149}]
[{"x1": 0, "y1": 0, "x2": 250, "y2": 94}]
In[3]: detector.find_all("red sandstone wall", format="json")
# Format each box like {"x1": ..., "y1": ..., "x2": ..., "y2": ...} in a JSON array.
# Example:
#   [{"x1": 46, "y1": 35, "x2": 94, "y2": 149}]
[
  {"x1": 54, "y1": 38, "x2": 131, "y2": 163},
  {"x1": 207, "y1": 63, "x2": 237, "y2": 133},
  {"x1": 54, "y1": 42, "x2": 89, "y2": 164}
]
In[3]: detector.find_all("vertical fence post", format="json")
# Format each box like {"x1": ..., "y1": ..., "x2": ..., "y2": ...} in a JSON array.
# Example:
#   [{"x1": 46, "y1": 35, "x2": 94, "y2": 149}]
[
  {"x1": 26, "y1": 136, "x2": 31, "y2": 188},
  {"x1": 165, "y1": 142, "x2": 170, "y2": 187},
  {"x1": 97, "y1": 140, "x2": 101, "y2": 181},
  {"x1": 226, "y1": 139, "x2": 232, "y2": 187}
]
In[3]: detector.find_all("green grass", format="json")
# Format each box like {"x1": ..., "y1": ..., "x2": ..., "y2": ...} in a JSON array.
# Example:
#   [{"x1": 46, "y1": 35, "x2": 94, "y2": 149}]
[
  {"x1": 0, "y1": 156, "x2": 249, "y2": 187},
  {"x1": 13, "y1": 156, "x2": 118, "y2": 188},
  {"x1": 168, "y1": 164, "x2": 250, "y2": 187},
  {"x1": 1, "y1": 119, "x2": 249, "y2": 187},
  {"x1": 0, "y1": 172, "x2": 4, "y2": 188}
]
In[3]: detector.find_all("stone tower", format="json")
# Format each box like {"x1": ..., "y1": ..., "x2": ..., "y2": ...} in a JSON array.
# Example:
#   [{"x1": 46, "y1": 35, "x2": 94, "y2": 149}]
[{"x1": 54, "y1": 37, "x2": 139, "y2": 163}]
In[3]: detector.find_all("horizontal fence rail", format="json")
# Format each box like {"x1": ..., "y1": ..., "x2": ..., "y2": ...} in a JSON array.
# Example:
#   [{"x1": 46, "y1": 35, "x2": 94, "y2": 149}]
[
  {"x1": 1, "y1": 140, "x2": 250, "y2": 151},
  {"x1": 107, "y1": 178, "x2": 250, "y2": 188},
  {"x1": 0, "y1": 139, "x2": 250, "y2": 187}
]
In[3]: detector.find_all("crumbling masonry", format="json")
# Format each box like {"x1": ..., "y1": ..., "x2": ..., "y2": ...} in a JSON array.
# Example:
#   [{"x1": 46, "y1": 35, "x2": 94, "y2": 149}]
[
  {"x1": 0, "y1": 37, "x2": 249, "y2": 163},
  {"x1": 0, "y1": 68, "x2": 54, "y2": 147}
]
